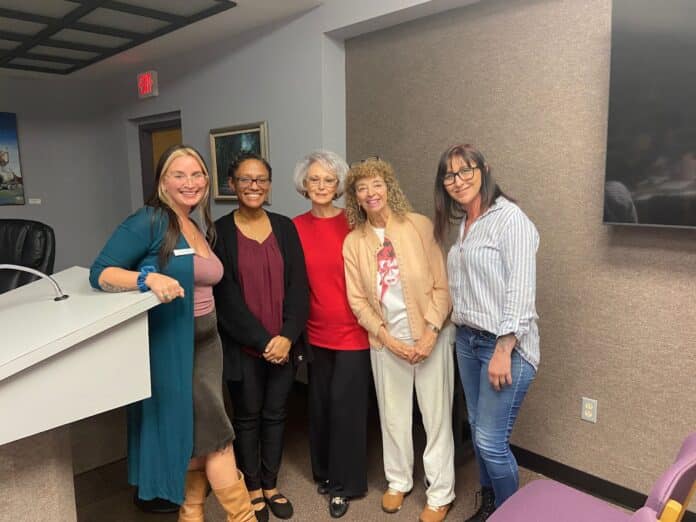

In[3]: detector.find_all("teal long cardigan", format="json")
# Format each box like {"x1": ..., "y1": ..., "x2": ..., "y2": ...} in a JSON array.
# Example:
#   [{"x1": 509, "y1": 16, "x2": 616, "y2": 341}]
[{"x1": 89, "y1": 206, "x2": 195, "y2": 504}]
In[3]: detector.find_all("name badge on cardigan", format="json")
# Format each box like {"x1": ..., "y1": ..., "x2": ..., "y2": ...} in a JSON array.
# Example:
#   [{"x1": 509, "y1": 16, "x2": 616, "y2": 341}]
[{"x1": 173, "y1": 248, "x2": 195, "y2": 256}]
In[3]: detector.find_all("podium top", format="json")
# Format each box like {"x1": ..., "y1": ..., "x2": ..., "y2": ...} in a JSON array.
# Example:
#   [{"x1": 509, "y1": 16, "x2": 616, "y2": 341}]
[{"x1": 0, "y1": 266, "x2": 159, "y2": 382}]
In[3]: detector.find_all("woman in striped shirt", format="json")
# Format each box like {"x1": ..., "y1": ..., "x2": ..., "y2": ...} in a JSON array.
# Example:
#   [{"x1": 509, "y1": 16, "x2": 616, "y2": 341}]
[{"x1": 433, "y1": 144, "x2": 539, "y2": 522}]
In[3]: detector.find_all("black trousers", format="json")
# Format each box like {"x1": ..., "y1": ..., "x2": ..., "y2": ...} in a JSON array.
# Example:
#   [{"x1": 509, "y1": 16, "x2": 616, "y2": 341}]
[
  {"x1": 226, "y1": 351, "x2": 296, "y2": 491},
  {"x1": 308, "y1": 346, "x2": 371, "y2": 498}
]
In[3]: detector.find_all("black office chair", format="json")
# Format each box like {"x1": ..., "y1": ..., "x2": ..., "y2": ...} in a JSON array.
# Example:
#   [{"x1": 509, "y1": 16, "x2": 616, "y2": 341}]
[{"x1": 0, "y1": 219, "x2": 56, "y2": 294}]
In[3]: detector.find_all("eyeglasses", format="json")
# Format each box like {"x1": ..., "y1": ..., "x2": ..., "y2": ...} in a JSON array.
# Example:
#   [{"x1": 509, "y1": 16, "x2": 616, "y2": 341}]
[
  {"x1": 306, "y1": 176, "x2": 339, "y2": 187},
  {"x1": 169, "y1": 172, "x2": 207, "y2": 183},
  {"x1": 442, "y1": 167, "x2": 478, "y2": 186},
  {"x1": 236, "y1": 176, "x2": 270, "y2": 188}
]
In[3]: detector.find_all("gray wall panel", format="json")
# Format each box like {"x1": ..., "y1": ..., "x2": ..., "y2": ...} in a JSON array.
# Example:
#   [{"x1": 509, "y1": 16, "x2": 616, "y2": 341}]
[{"x1": 346, "y1": 0, "x2": 696, "y2": 497}]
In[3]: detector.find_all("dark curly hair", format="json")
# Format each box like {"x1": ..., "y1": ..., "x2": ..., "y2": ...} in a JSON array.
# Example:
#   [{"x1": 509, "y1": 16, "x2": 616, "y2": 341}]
[{"x1": 227, "y1": 151, "x2": 272, "y2": 180}]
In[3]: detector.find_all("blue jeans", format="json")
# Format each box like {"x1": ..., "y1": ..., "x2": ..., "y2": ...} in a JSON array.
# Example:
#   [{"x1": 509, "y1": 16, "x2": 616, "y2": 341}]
[{"x1": 455, "y1": 326, "x2": 536, "y2": 507}]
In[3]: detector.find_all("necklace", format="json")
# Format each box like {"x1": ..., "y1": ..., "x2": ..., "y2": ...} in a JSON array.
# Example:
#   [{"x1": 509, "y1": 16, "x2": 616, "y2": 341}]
[{"x1": 178, "y1": 216, "x2": 198, "y2": 244}]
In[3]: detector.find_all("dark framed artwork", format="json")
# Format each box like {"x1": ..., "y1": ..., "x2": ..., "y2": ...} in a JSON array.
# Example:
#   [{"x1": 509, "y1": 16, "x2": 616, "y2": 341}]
[
  {"x1": 0, "y1": 112, "x2": 25, "y2": 206},
  {"x1": 209, "y1": 121, "x2": 269, "y2": 201}
]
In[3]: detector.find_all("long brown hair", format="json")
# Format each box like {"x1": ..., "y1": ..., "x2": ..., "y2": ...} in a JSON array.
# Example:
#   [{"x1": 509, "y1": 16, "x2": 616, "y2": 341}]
[
  {"x1": 433, "y1": 144, "x2": 513, "y2": 244},
  {"x1": 145, "y1": 144, "x2": 215, "y2": 268}
]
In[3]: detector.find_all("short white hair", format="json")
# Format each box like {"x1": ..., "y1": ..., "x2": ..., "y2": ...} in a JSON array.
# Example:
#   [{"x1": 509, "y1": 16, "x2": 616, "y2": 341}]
[{"x1": 293, "y1": 150, "x2": 348, "y2": 198}]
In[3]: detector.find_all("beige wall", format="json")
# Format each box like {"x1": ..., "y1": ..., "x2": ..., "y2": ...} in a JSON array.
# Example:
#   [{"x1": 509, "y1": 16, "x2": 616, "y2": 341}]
[{"x1": 346, "y1": 0, "x2": 696, "y2": 497}]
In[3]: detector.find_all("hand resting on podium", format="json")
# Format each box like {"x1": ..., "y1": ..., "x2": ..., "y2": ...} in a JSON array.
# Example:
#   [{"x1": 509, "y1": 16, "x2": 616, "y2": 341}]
[{"x1": 99, "y1": 266, "x2": 184, "y2": 303}]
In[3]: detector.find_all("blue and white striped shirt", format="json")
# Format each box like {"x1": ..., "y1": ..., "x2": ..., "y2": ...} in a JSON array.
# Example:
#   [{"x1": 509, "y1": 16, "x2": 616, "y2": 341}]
[{"x1": 447, "y1": 196, "x2": 540, "y2": 369}]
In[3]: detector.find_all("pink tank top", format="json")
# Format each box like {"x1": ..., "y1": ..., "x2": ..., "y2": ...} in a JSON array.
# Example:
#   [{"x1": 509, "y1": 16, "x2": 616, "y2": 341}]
[{"x1": 193, "y1": 247, "x2": 224, "y2": 317}]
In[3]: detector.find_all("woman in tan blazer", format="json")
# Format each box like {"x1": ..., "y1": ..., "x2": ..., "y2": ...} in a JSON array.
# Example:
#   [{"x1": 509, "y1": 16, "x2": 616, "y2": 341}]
[{"x1": 342, "y1": 157, "x2": 455, "y2": 522}]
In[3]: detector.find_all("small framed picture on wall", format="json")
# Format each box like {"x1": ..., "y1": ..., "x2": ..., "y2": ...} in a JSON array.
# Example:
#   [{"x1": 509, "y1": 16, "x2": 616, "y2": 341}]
[
  {"x1": 209, "y1": 121, "x2": 269, "y2": 202},
  {"x1": 0, "y1": 112, "x2": 25, "y2": 206}
]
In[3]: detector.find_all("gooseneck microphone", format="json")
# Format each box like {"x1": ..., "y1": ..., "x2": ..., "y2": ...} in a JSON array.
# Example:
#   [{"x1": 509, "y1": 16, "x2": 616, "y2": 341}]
[{"x1": 0, "y1": 264, "x2": 69, "y2": 301}]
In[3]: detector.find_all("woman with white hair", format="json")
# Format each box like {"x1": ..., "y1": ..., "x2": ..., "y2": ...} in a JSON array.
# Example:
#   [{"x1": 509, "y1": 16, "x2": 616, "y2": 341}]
[{"x1": 292, "y1": 150, "x2": 371, "y2": 518}]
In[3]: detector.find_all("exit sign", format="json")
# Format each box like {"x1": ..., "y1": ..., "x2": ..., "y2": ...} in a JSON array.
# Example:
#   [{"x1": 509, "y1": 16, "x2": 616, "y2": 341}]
[{"x1": 137, "y1": 70, "x2": 158, "y2": 99}]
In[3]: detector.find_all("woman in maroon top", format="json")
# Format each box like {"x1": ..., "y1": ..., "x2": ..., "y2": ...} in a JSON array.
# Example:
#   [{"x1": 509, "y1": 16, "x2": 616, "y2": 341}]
[
  {"x1": 213, "y1": 152, "x2": 309, "y2": 522},
  {"x1": 293, "y1": 150, "x2": 371, "y2": 519}
]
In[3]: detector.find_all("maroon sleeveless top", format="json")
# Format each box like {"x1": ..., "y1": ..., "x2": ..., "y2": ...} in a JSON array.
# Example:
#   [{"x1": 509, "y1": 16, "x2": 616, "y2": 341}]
[{"x1": 236, "y1": 229, "x2": 285, "y2": 357}]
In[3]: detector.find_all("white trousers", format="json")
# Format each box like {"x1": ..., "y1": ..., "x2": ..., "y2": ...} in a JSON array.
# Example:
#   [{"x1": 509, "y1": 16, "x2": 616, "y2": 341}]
[{"x1": 370, "y1": 323, "x2": 456, "y2": 506}]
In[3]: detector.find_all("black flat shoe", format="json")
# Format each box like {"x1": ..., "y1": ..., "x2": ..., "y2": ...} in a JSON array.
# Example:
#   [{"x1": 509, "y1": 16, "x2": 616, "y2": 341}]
[
  {"x1": 317, "y1": 480, "x2": 330, "y2": 495},
  {"x1": 265, "y1": 493, "x2": 294, "y2": 519},
  {"x1": 329, "y1": 496, "x2": 349, "y2": 518},
  {"x1": 251, "y1": 497, "x2": 269, "y2": 522},
  {"x1": 133, "y1": 490, "x2": 179, "y2": 513}
]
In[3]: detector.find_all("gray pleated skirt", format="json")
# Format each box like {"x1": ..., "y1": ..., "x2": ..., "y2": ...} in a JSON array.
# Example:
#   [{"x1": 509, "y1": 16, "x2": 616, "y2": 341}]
[{"x1": 192, "y1": 310, "x2": 235, "y2": 457}]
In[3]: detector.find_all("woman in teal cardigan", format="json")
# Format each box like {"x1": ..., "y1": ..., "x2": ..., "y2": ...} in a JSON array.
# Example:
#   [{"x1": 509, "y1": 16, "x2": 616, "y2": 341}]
[{"x1": 90, "y1": 145, "x2": 255, "y2": 522}]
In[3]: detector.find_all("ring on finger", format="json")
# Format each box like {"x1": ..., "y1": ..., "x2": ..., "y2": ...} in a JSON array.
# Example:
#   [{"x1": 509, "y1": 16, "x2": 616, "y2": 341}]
[{"x1": 163, "y1": 293, "x2": 170, "y2": 299}]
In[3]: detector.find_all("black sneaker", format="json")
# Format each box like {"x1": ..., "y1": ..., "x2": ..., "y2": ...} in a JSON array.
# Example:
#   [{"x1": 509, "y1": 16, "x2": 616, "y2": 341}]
[
  {"x1": 329, "y1": 496, "x2": 349, "y2": 518},
  {"x1": 317, "y1": 479, "x2": 330, "y2": 495},
  {"x1": 464, "y1": 487, "x2": 496, "y2": 522}
]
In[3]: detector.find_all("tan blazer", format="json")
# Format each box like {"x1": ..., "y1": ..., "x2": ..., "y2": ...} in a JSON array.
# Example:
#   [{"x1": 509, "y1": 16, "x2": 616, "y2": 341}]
[{"x1": 342, "y1": 212, "x2": 451, "y2": 349}]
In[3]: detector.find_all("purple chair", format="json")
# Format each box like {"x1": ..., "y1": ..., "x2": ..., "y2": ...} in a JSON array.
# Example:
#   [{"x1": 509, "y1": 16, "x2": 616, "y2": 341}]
[{"x1": 488, "y1": 432, "x2": 696, "y2": 522}]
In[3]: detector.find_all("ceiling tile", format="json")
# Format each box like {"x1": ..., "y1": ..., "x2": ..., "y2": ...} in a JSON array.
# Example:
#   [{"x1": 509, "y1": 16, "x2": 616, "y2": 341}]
[
  {"x1": 52, "y1": 28, "x2": 132, "y2": 48},
  {"x1": 80, "y1": 8, "x2": 170, "y2": 34},
  {"x1": 0, "y1": 0, "x2": 76, "y2": 19},
  {"x1": 0, "y1": 40, "x2": 19, "y2": 50},
  {"x1": 31, "y1": 45, "x2": 99, "y2": 60},
  {"x1": 0, "y1": 0, "x2": 239, "y2": 75},
  {"x1": 118, "y1": 0, "x2": 220, "y2": 18},
  {"x1": 0, "y1": 16, "x2": 45, "y2": 35},
  {"x1": 10, "y1": 58, "x2": 73, "y2": 71}
]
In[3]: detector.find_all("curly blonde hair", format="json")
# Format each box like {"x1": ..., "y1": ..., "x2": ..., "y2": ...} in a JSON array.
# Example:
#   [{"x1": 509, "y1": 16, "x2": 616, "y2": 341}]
[{"x1": 344, "y1": 158, "x2": 413, "y2": 227}]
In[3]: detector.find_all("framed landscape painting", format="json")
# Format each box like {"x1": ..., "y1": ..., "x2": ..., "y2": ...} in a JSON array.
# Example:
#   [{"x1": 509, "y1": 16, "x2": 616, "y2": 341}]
[
  {"x1": 209, "y1": 121, "x2": 269, "y2": 201},
  {"x1": 0, "y1": 112, "x2": 25, "y2": 206}
]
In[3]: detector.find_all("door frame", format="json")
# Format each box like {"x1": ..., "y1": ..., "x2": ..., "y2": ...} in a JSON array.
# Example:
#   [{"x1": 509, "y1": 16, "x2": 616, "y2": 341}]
[{"x1": 138, "y1": 118, "x2": 181, "y2": 203}]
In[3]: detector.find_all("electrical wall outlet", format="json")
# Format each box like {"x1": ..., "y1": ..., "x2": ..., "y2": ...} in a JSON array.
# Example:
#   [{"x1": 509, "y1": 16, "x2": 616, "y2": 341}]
[{"x1": 581, "y1": 397, "x2": 598, "y2": 423}]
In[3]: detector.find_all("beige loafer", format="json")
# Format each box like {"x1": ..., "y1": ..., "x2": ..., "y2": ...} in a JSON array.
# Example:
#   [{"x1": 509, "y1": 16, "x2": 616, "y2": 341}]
[
  {"x1": 381, "y1": 488, "x2": 411, "y2": 513},
  {"x1": 418, "y1": 502, "x2": 452, "y2": 522}
]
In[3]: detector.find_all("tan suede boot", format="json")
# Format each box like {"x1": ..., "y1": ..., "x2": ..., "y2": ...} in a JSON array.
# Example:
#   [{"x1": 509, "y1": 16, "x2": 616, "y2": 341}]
[
  {"x1": 178, "y1": 470, "x2": 208, "y2": 522},
  {"x1": 213, "y1": 471, "x2": 257, "y2": 522}
]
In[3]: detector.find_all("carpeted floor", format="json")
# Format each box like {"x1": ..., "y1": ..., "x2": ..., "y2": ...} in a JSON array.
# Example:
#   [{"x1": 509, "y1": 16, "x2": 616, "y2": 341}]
[{"x1": 75, "y1": 385, "x2": 543, "y2": 521}]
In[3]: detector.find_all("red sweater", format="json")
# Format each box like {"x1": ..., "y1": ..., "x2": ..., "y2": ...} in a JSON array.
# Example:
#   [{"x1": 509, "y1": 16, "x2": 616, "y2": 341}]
[{"x1": 293, "y1": 210, "x2": 369, "y2": 350}]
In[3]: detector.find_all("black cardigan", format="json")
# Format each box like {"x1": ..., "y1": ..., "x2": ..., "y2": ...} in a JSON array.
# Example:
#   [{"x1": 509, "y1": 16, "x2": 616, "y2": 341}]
[{"x1": 213, "y1": 210, "x2": 310, "y2": 381}]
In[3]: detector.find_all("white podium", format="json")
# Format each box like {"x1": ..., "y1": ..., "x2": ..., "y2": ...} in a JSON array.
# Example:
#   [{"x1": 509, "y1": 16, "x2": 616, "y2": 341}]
[{"x1": 0, "y1": 266, "x2": 159, "y2": 520}]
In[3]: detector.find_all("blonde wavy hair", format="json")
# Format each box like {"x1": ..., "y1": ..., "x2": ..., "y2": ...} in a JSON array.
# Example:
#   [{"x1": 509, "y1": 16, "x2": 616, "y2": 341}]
[
  {"x1": 344, "y1": 157, "x2": 412, "y2": 227},
  {"x1": 146, "y1": 145, "x2": 215, "y2": 267}
]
